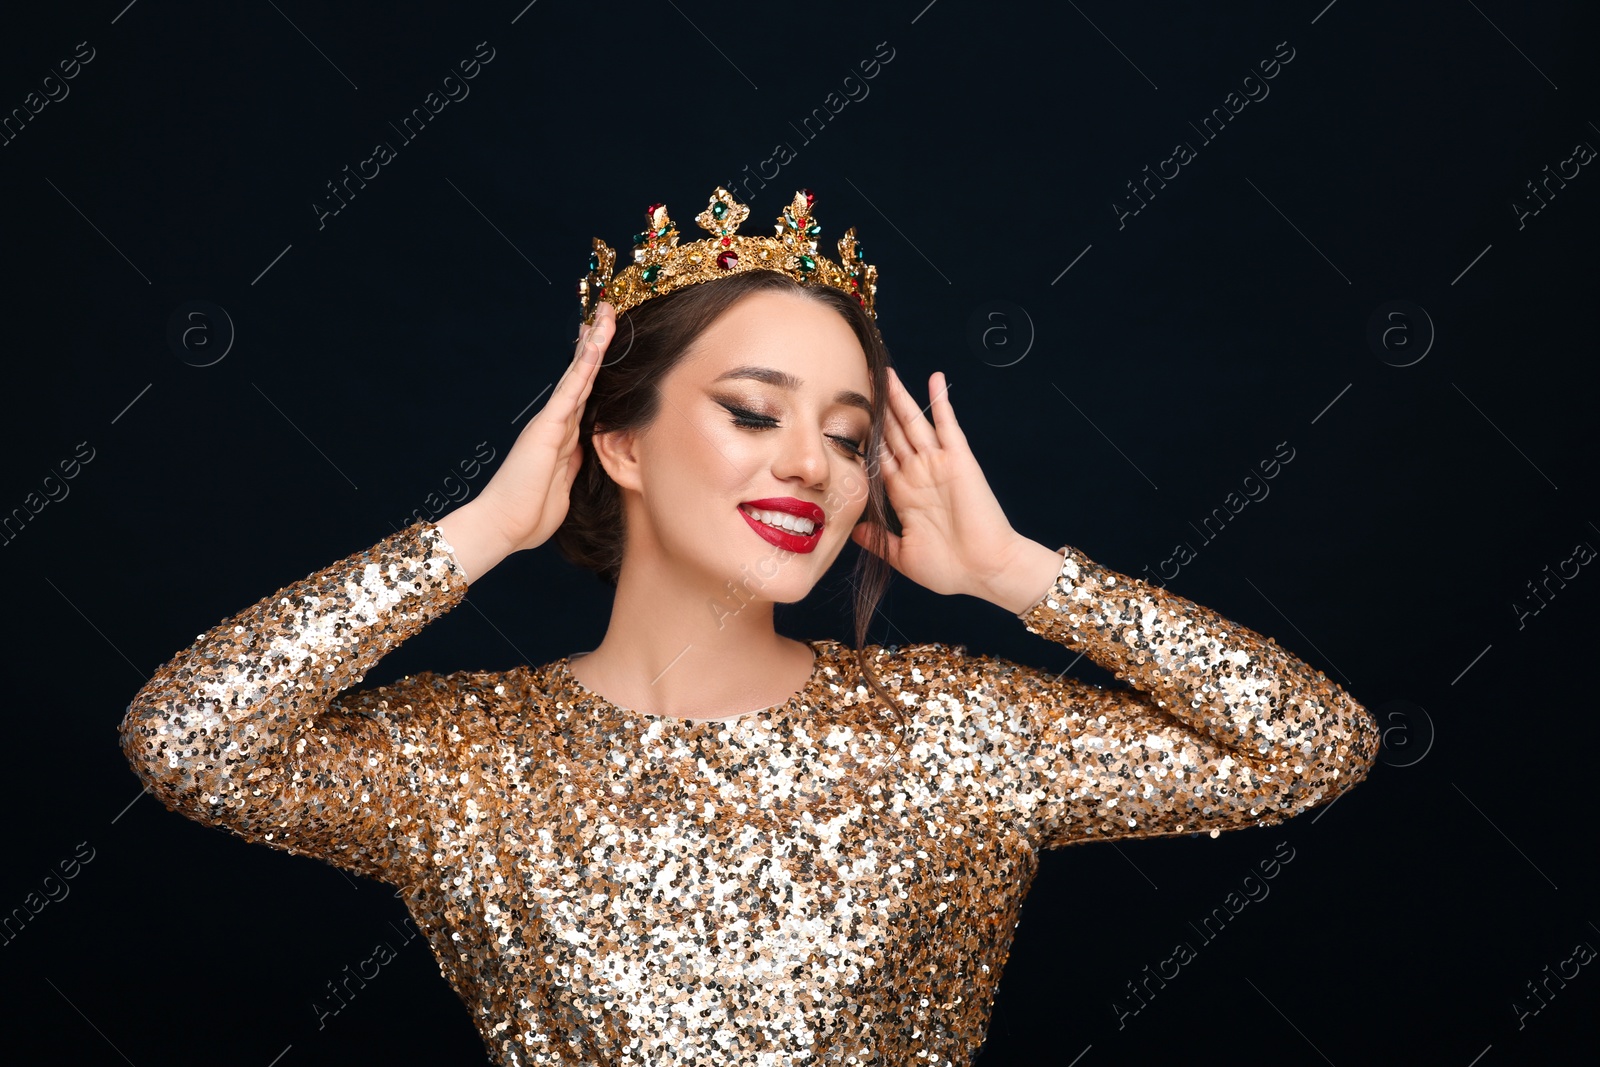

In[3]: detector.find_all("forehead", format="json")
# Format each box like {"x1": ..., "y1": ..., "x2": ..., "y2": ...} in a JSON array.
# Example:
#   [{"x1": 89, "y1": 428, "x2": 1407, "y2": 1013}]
[{"x1": 676, "y1": 289, "x2": 871, "y2": 391}]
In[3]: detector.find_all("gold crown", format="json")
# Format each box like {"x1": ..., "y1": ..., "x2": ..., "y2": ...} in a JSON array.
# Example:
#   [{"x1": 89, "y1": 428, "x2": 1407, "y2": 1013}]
[{"x1": 578, "y1": 186, "x2": 878, "y2": 325}]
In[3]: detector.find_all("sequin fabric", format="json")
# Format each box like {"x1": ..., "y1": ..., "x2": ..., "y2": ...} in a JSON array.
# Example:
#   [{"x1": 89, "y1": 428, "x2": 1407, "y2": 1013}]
[{"x1": 120, "y1": 521, "x2": 1378, "y2": 1065}]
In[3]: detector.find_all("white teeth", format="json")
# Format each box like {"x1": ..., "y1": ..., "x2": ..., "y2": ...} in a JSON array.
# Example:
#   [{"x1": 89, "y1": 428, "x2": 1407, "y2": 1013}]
[{"x1": 741, "y1": 505, "x2": 817, "y2": 536}]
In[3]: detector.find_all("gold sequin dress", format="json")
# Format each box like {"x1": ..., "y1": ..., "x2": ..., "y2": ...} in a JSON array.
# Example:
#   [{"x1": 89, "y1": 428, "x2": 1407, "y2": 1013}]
[{"x1": 120, "y1": 520, "x2": 1378, "y2": 1065}]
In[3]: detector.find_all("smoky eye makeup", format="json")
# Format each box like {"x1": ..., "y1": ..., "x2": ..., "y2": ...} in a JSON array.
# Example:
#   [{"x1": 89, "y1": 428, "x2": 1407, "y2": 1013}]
[
  {"x1": 713, "y1": 396, "x2": 778, "y2": 425},
  {"x1": 712, "y1": 396, "x2": 871, "y2": 459}
]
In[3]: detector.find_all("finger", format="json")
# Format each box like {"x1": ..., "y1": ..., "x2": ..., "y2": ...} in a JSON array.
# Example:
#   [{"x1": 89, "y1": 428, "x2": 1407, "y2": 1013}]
[
  {"x1": 885, "y1": 366, "x2": 938, "y2": 453},
  {"x1": 547, "y1": 303, "x2": 614, "y2": 427},
  {"x1": 580, "y1": 304, "x2": 614, "y2": 356},
  {"x1": 572, "y1": 301, "x2": 615, "y2": 355},
  {"x1": 877, "y1": 372, "x2": 906, "y2": 462},
  {"x1": 573, "y1": 303, "x2": 602, "y2": 352},
  {"x1": 548, "y1": 327, "x2": 605, "y2": 419},
  {"x1": 585, "y1": 302, "x2": 616, "y2": 352},
  {"x1": 926, "y1": 371, "x2": 966, "y2": 450},
  {"x1": 563, "y1": 330, "x2": 604, "y2": 391},
  {"x1": 870, "y1": 443, "x2": 898, "y2": 488},
  {"x1": 879, "y1": 401, "x2": 914, "y2": 468}
]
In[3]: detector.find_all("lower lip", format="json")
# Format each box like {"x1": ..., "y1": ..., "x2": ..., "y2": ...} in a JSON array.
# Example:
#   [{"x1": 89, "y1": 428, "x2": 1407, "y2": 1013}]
[{"x1": 738, "y1": 507, "x2": 823, "y2": 553}]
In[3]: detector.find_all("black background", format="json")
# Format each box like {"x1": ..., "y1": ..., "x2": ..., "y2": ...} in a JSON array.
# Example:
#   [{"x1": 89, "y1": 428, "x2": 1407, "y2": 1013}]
[{"x1": 2, "y1": 1, "x2": 1596, "y2": 1064}]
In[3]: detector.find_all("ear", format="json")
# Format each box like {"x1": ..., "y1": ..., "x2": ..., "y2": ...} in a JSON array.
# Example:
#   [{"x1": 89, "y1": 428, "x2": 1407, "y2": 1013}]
[{"x1": 590, "y1": 426, "x2": 644, "y2": 493}]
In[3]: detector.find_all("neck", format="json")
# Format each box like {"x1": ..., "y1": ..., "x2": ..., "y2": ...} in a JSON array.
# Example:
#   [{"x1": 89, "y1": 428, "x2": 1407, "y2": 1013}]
[{"x1": 572, "y1": 535, "x2": 816, "y2": 719}]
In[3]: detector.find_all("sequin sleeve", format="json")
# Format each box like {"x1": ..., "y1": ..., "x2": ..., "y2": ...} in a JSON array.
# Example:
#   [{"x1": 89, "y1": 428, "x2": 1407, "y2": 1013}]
[
  {"x1": 989, "y1": 544, "x2": 1378, "y2": 850},
  {"x1": 118, "y1": 520, "x2": 471, "y2": 884}
]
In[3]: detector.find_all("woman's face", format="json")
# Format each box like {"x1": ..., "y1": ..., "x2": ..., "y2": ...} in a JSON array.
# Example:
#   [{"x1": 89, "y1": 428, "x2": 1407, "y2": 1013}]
[{"x1": 601, "y1": 288, "x2": 876, "y2": 605}]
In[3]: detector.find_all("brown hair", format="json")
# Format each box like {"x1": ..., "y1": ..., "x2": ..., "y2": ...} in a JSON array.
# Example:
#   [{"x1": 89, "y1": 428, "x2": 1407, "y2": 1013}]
[{"x1": 553, "y1": 269, "x2": 905, "y2": 728}]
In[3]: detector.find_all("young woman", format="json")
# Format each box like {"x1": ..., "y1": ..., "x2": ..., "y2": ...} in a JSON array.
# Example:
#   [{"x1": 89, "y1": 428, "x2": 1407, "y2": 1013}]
[{"x1": 120, "y1": 188, "x2": 1379, "y2": 1066}]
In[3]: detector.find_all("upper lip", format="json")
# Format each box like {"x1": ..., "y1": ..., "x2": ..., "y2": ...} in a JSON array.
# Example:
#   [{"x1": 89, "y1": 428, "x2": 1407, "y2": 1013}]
[{"x1": 741, "y1": 497, "x2": 826, "y2": 526}]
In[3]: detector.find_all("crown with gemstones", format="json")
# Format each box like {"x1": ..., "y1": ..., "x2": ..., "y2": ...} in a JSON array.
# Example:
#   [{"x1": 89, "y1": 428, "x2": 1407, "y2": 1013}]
[{"x1": 577, "y1": 186, "x2": 878, "y2": 325}]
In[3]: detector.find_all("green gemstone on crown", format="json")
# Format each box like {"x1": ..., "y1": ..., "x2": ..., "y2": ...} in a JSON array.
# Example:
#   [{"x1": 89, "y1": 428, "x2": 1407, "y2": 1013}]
[
  {"x1": 712, "y1": 202, "x2": 728, "y2": 219},
  {"x1": 642, "y1": 264, "x2": 661, "y2": 283},
  {"x1": 797, "y1": 254, "x2": 816, "y2": 272}
]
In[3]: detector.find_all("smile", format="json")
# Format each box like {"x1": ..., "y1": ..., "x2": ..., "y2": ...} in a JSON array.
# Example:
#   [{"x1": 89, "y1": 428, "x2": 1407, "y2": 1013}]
[{"x1": 738, "y1": 500, "x2": 825, "y2": 553}]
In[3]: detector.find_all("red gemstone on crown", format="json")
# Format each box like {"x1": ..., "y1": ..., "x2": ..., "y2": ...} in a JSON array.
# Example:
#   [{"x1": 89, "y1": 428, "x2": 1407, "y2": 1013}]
[
  {"x1": 647, "y1": 202, "x2": 664, "y2": 215},
  {"x1": 801, "y1": 189, "x2": 815, "y2": 206},
  {"x1": 716, "y1": 250, "x2": 739, "y2": 270},
  {"x1": 721, "y1": 236, "x2": 732, "y2": 246}
]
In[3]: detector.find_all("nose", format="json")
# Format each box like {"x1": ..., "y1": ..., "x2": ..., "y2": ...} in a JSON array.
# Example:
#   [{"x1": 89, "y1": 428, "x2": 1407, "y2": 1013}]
[{"x1": 772, "y1": 423, "x2": 830, "y2": 491}]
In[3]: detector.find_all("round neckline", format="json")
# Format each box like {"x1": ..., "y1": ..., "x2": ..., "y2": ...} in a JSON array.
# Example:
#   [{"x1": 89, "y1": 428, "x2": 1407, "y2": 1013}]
[{"x1": 557, "y1": 639, "x2": 839, "y2": 727}]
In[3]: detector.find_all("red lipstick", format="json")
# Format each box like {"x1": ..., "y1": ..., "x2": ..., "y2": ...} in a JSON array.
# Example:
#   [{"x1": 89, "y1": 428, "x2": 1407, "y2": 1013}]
[{"x1": 738, "y1": 497, "x2": 825, "y2": 554}]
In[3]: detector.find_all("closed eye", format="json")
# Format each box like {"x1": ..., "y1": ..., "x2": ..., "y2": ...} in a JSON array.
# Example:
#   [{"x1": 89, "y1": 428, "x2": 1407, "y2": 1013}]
[{"x1": 723, "y1": 404, "x2": 868, "y2": 461}]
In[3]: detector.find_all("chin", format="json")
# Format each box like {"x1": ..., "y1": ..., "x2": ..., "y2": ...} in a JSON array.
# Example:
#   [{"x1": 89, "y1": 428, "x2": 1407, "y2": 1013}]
[
  {"x1": 731, "y1": 555, "x2": 823, "y2": 605},
  {"x1": 720, "y1": 535, "x2": 839, "y2": 606}
]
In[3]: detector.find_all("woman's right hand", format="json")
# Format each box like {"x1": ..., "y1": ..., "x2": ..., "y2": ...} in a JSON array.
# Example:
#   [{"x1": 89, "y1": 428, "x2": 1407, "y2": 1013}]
[{"x1": 442, "y1": 302, "x2": 617, "y2": 576}]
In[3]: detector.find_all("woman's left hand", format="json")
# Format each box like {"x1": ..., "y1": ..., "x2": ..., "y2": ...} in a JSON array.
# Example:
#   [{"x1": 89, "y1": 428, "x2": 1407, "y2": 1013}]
[{"x1": 849, "y1": 368, "x2": 1032, "y2": 601}]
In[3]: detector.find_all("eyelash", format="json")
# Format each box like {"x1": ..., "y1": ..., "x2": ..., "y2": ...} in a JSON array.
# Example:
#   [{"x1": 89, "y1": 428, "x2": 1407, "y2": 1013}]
[{"x1": 724, "y1": 405, "x2": 868, "y2": 460}]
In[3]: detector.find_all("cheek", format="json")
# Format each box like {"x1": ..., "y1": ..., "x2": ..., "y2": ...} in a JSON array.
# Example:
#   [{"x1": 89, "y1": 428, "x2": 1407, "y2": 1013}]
[
  {"x1": 828, "y1": 468, "x2": 873, "y2": 518},
  {"x1": 848, "y1": 483, "x2": 871, "y2": 523},
  {"x1": 700, "y1": 424, "x2": 772, "y2": 494},
  {"x1": 653, "y1": 415, "x2": 756, "y2": 495}
]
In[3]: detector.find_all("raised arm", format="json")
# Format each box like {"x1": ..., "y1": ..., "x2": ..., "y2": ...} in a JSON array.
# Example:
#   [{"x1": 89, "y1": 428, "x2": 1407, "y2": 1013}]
[
  {"x1": 118, "y1": 520, "x2": 471, "y2": 884},
  {"x1": 119, "y1": 302, "x2": 620, "y2": 883},
  {"x1": 983, "y1": 543, "x2": 1379, "y2": 851}
]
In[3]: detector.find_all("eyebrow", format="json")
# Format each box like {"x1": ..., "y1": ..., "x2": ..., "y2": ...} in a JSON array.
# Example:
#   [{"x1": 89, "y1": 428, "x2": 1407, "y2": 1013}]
[{"x1": 710, "y1": 365, "x2": 872, "y2": 414}]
